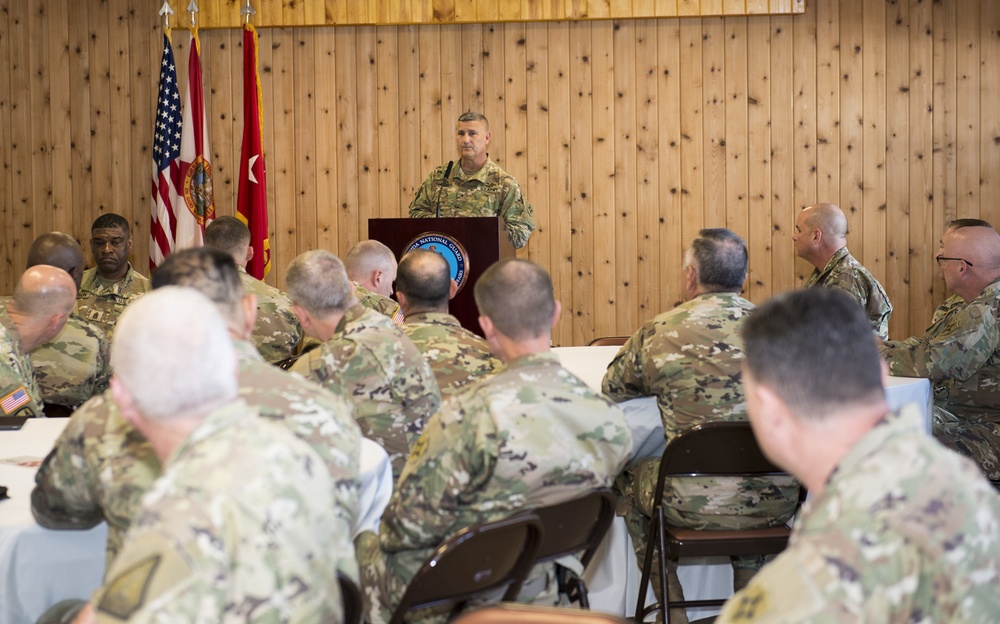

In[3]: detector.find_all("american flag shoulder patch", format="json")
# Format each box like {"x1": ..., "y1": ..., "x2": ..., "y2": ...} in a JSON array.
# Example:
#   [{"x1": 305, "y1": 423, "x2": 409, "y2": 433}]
[{"x1": 0, "y1": 387, "x2": 30, "y2": 415}]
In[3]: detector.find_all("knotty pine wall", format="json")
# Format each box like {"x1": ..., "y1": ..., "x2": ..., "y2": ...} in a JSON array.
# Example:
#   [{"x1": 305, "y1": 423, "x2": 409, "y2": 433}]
[{"x1": 1, "y1": 0, "x2": 998, "y2": 345}]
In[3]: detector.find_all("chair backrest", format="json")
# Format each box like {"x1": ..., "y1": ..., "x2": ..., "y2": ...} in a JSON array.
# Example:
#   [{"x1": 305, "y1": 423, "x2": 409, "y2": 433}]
[
  {"x1": 658, "y1": 421, "x2": 785, "y2": 479},
  {"x1": 389, "y1": 513, "x2": 544, "y2": 624},
  {"x1": 453, "y1": 603, "x2": 629, "y2": 623},
  {"x1": 530, "y1": 488, "x2": 616, "y2": 569},
  {"x1": 338, "y1": 572, "x2": 363, "y2": 624},
  {"x1": 586, "y1": 336, "x2": 630, "y2": 347}
]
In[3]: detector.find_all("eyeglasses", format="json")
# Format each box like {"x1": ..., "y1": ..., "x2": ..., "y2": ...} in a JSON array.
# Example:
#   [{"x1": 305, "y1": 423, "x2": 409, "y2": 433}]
[{"x1": 936, "y1": 256, "x2": 973, "y2": 267}]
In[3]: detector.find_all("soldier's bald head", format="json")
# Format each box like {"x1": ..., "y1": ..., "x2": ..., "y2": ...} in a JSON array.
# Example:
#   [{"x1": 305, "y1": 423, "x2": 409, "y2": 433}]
[
  {"x1": 802, "y1": 203, "x2": 848, "y2": 239},
  {"x1": 475, "y1": 259, "x2": 555, "y2": 341},
  {"x1": 396, "y1": 249, "x2": 451, "y2": 310},
  {"x1": 27, "y1": 232, "x2": 85, "y2": 290},
  {"x1": 13, "y1": 265, "x2": 77, "y2": 318},
  {"x1": 946, "y1": 226, "x2": 1000, "y2": 273}
]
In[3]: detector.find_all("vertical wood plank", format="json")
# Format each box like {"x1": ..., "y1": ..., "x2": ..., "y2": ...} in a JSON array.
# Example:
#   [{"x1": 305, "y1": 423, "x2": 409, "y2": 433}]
[
  {"x1": 67, "y1": 0, "x2": 92, "y2": 243},
  {"x1": 375, "y1": 25, "x2": 399, "y2": 219},
  {"x1": 48, "y1": 0, "x2": 72, "y2": 235},
  {"x1": 725, "y1": 17, "x2": 749, "y2": 243},
  {"x1": 268, "y1": 28, "x2": 298, "y2": 281},
  {"x1": 397, "y1": 25, "x2": 421, "y2": 213},
  {"x1": 861, "y1": 0, "x2": 886, "y2": 285},
  {"x1": 657, "y1": 18, "x2": 683, "y2": 312},
  {"x1": 932, "y1": 0, "x2": 956, "y2": 233},
  {"x1": 545, "y1": 21, "x2": 573, "y2": 344},
  {"x1": 335, "y1": 27, "x2": 361, "y2": 253},
  {"x1": 885, "y1": 0, "x2": 910, "y2": 338},
  {"x1": 980, "y1": 1, "x2": 1000, "y2": 218},
  {"x1": 592, "y1": 20, "x2": 615, "y2": 341},
  {"x1": 108, "y1": 0, "x2": 133, "y2": 245},
  {"x1": 439, "y1": 25, "x2": 462, "y2": 152},
  {"x1": 635, "y1": 18, "x2": 661, "y2": 321},
  {"x1": 417, "y1": 26, "x2": 443, "y2": 179},
  {"x1": 293, "y1": 27, "x2": 318, "y2": 265},
  {"x1": 613, "y1": 19, "x2": 638, "y2": 334},
  {"x1": 955, "y1": 0, "x2": 980, "y2": 219},
  {"x1": 679, "y1": 19, "x2": 705, "y2": 251},
  {"x1": 814, "y1": 0, "x2": 840, "y2": 203},
  {"x1": 790, "y1": 0, "x2": 816, "y2": 276},
  {"x1": 355, "y1": 26, "x2": 378, "y2": 240},
  {"x1": 769, "y1": 14, "x2": 794, "y2": 293},
  {"x1": 503, "y1": 23, "x2": 529, "y2": 251},
  {"x1": 702, "y1": 17, "x2": 726, "y2": 228},
  {"x1": 482, "y1": 23, "x2": 503, "y2": 163},
  {"x1": 524, "y1": 23, "x2": 550, "y2": 270},
  {"x1": 909, "y1": 0, "x2": 935, "y2": 326},
  {"x1": 745, "y1": 15, "x2": 771, "y2": 302},
  {"x1": 838, "y1": 0, "x2": 863, "y2": 265},
  {"x1": 569, "y1": 21, "x2": 594, "y2": 345},
  {"x1": 314, "y1": 26, "x2": 339, "y2": 252},
  {"x1": 460, "y1": 23, "x2": 483, "y2": 113},
  {"x1": 29, "y1": 0, "x2": 53, "y2": 237},
  {"x1": 88, "y1": 0, "x2": 112, "y2": 230}
]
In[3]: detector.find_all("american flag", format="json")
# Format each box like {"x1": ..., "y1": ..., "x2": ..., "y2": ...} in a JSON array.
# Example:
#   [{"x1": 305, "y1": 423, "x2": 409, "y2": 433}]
[
  {"x1": 0, "y1": 387, "x2": 29, "y2": 415},
  {"x1": 150, "y1": 34, "x2": 182, "y2": 271}
]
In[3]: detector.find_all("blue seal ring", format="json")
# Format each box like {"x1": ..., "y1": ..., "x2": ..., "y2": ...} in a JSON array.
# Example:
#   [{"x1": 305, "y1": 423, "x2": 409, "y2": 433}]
[{"x1": 404, "y1": 233, "x2": 470, "y2": 293}]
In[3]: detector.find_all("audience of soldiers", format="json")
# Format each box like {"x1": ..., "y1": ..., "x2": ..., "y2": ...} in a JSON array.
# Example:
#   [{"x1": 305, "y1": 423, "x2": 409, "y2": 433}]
[{"x1": 9, "y1": 207, "x2": 1000, "y2": 622}]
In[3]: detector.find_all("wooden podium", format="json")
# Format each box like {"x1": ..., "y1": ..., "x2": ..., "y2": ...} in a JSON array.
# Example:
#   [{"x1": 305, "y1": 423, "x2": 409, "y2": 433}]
[{"x1": 368, "y1": 217, "x2": 515, "y2": 336}]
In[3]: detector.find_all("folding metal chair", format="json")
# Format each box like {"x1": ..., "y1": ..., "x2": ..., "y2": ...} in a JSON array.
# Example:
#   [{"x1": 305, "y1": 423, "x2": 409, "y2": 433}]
[{"x1": 338, "y1": 572, "x2": 363, "y2": 624}]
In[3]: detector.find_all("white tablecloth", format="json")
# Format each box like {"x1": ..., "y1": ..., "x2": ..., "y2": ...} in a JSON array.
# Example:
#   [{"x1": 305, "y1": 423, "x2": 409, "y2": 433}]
[
  {"x1": 0, "y1": 419, "x2": 393, "y2": 624},
  {"x1": 554, "y1": 345, "x2": 934, "y2": 619}
]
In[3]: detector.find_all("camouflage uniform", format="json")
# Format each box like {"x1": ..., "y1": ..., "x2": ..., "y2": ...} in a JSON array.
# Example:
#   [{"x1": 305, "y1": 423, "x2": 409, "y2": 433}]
[
  {"x1": 880, "y1": 277, "x2": 1000, "y2": 480},
  {"x1": 31, "y1": 315, "x2": 111, "y2": 409},
  {"x1": 408, "y1": 157, "x2": 536, "y2": 249},
  {"x1": 291, "y1": 303, "x2": 441, "y2": 478},
  {"x1": 804, "y1": 247, "x2": 893, "y2": 339},
  {"x1": 32, "y1": 338, "x2": 362, "y2": 574},
  {"x1": 237, "y1": 266, "x2": 303, "y2": 364},
  {"x1": 90, "y1": 400, "x2": 347, "y2": 623},
  {"x1": 602, "y1": 293, "x2": 800, "y2": 613},
  {"x1": 356, "y1": 351, "x2": 632, "y2": 623},
  {"x1": 717, "y1": 405, "x2": 1000, "y2": 623},
  {"x1": 0, "y1": 309, "x2": 43, "y2": 417},
  {"x1": 355, "y1": 282, "x2": 402, "y2": 322},
  {"x1": 401, "y1": 311, "x2": 502, "y2": 398},
  {"x1": 77, "y1": 264, "x2": 151, "y2": 338}
]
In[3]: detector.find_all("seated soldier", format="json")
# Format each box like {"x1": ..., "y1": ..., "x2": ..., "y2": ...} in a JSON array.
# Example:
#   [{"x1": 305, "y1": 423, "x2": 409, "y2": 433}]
[
  {"x1": 717, "y1": 288, "x2": 1000, "y2": 621},
  {"x1": 63, "y1": 288, "x2": 349, "y2": 623},
  {"x1": 0, "y1": 266, "x2": 76, "y2": 418},
  {"x1": 396, "y1": 248, "x2": 501, "y2": 397},
  {"x1": 356, "y1": 259, "x2": 632, "y2": 623},
  {"x1": 287, "y1": 249, "x2": 440, "y2": 477},
  {"x1": 880, "y1": 225, "x2": 1000, "y2": 481},
  {"x1": 345, "y1": 239, "x2": 402, "y2": 321},
  {"x1": 77, "y1": 213, "x2": 151, "y2": 337},
  {"x1": 602, "y1": 229, "x2": 799, "y2": 624}
]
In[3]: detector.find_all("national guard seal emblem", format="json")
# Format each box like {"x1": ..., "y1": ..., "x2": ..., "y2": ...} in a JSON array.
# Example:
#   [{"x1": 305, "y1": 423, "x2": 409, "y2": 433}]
[{"x1": 405, "y1": 233, "x2": 470, "y2": 293}]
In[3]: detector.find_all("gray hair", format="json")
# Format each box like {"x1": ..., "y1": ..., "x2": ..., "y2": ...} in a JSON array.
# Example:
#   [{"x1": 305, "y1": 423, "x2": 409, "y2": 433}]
[
  {"x1": 343, "y1": 240, "x2": 397, "y2": 283},
  {"x1": 112, "y1": 287, "x2": 237, "y2": 421},
  {"x1": 684, "y1": 228, "x2": 748, "y2": 292},
  {"x1": 151, "y1": 248, "x2": 246, "y2": 330},
  {"x1": 474, "y1": 259, "x2": 554, "y2": 340},
  {"x1": 285, "y1": 250, "x2": 354, "y2": 316},
  {"x1": 204, "y1": 216, "x2": 252, "y2": 259},
  {"x1": 458, "y1": 111, "x2": 489, "y2": 130}
]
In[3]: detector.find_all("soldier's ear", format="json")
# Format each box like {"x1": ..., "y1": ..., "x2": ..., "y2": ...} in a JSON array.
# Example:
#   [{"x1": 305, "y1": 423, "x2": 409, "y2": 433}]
[{"x1": 241, "y1": 294, "x2": 258, "y2": 338}]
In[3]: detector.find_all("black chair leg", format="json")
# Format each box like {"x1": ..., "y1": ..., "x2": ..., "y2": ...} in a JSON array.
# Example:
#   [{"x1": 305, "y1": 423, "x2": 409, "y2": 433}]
[
  {"x1": 635, "y1": 512, "x2": 657, "y2": 622},
  {"x1": 657, "y1": 506, "x2": 669, "y2": 624}
]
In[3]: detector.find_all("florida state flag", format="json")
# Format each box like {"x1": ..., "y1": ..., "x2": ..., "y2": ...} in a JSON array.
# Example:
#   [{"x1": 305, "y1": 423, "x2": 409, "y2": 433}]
[{"x1": 237, "y1": 23, "x2": 270, "y2": 279}]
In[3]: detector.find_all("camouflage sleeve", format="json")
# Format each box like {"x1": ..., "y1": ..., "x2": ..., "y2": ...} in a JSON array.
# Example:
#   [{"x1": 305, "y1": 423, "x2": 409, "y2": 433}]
[
  {"x1": 93, "y1": 330, "x2": 112, "y2": 395},
  {"x1": 407, "y1": 167, "x2": 444, "y2": 218},
  {"x1": 601, "y1": 332, "x2": 649, "y2": 402},
  {"x1": 497, "y1": 181, "x2": 535, "y2": 249},
  {"x1": 31, "y1": 413, "x2": 104, "y2": 530},
  {"x1": 822, "y1": 271, "x2": 869, "y2": 309},
  {"x1": 879, "y1": 302, "x2": 999, "y2": 382},
  {"x1": 378, "y1": 398, "x2": 496, "y2": 551}
]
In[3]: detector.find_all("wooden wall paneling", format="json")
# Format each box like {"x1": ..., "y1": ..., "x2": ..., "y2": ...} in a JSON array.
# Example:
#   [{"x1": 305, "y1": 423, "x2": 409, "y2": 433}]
[
  {"x1": 325, "y1": 0, "x2": 347, "y2": 25},
  {"x1": 678, "y1": 0, "x2": 700, "y2": 18},
  {"x1": 655, "y1": 0, "x2": 678, "y2": 18},
  {"x1": 335, "y1": 27, "x2": 361, "y2": 254},
  {"x1": 814, "y1": 0, "x2": 839, "y2": 204},
  {"x1": 354, "y1": 26, "x2": 378, "y2": 242},
  {"x1": 438, "y1": 25, "x2": 463, "y2": 158},
  {"x1": 209, "y1": 29, "x2": 239, "y2": 219},
  {"x1": 67, "y1": 2, "x2": 93, "y2": 251},
  {"x1": 0, "y1": 2, "x2": 13, "y2": 290},
  {"x1": 375, "y1": 25, "x2": 400, "y2": 219},
  {"x1": 461, "y1": 23, "x2": 485, "y2": 115},
  {"x1": 790, "y1": 3, "x2": 816, "y2": 285},
  {"x1": 885, "y1": 0, "x2": 910, "y2": 339},
  {"x1": 611, "y1": 0, "x2": 632, "y2": 20},
  {"x1": 260, "y1": 0, "x2": 283, "y2": 26},
  {"x1": 47, "y1": 0, "x2": 72, "y2": 236},
  {"x1": 591, "y1": 20, "x2": 616, "y2": 341},
  {"x1": 108, "y1": 0, "x2": 135, "y2": 251},
  {"x1": 724, "y1": 0, "x2": 745, "y2": 15},
  {"x1": 909, "y1": 0, "x2": 935, "y2": 326},
  {"x1": 544, "y1": 21, "x2": 573, "y2": 345},
  {"x1": 634, "y1": 19, "x2": 660, "y2": 321},
  {"x1": 314, "y1": 26, "x2": 339, "y2": 252},
  {"x1": 678, "y1": 19, "x2": 705, "y2": 248},
  {"x1": 569, "y1": 21, "x2": 594, "y2": 345},
  {"x1": 613, "y1": 19, "x2": 638, "y2": 334},
  {"x1": 932, "y1": 0, "x2": 956, "y2": 231},
  {"x1": 769, "y1": 14, "x2": 794, "y2": 294},
  {"x1": 293, "y1": 27, "x2": 319, "y2": 261},
  {"x1": 416, "y1": 26, "x2": 442, "y2": 183},
  {"x1": 588, "y1": 0, "x2": 611, "y2": 20},
  {"x1": 656, "y1": 18, "x2": 683, "y2": 313},
  {"x1": 477, "y1": 0, "x2": 499, "y2": 21},
  {"x1": 981, "y1": 1, "x2": 1000, "y2": 219},
  {"x1": 724, "y1": 17, "x2": 749, "y2": 244},
  {"x1": 28, "y1": 0, "x2": 53, "y2": 237},
  {"x1": 500, "y1": 0, "x2": 523, "y2": 21},
  {"x1": 746, "y1": 0, "x2": 767, "y2": 14},
  {"x1": 266, "y1": 28, "x2": 297, "y2": 282},
  {"x1": 955, "y1": 0, "x2": 980, "y2": 219},
  {"x1": 8, "y1": 0, "x2": 33, "y2": 269},
  {"x1": 482, "y1": 24, "x2": 504, "y2": 166},
  {"x1": 523, "y1": 22, "x2": 549, "y2": 266},
  {"x1": 87, "y1": 0, "x2": 112, "y2": 238},
  {"x1": 127, "y1": 15, "x2": 154, "y2": 273},
  {"x1": 455, "y1": 0, "x2": 477, "y2": 23},
  {"x1": 837, "y1": 0, "x2": 863, "y2": 269},
  {"x1": 396, "y1": 26, "x2": 421, "y2": 213},
  {"x1": 283, "y1": 0, "x2": 306, "y2": 27},
  {"x1": 633, "y1": 0, "x2": 655, "y2": 18},
  {"x1": 701, "y1": 1, "x2": 724, "y2": 18},
  {"x1": 745, "y1": 15, "x2": 771, "y2": 303},
  {"x1": 860, "y1": 0, "x2": 886, "y2": 285},
  {"x1": 503, "y1": 22, "x2": 529, "y2": 237},
  {"x1": 702, "y1": 17, "x2": 726, "y2": 229},
  {"x1": 770, "y1": 0, "x2": 791, "y2": 14},
  {"x1": 305, "y1": 0, "x2": 326, "y2": 24}
]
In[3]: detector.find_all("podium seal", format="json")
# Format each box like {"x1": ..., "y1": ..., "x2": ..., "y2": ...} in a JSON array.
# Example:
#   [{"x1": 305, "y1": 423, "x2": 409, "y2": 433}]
[{"x1": 405, "y1": 233, "x2": 470, "y2": 293}]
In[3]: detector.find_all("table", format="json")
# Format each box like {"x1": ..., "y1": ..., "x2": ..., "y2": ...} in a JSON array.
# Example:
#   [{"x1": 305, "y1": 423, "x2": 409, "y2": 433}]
[
  {"x1": 0, "y1": 419, "x2": 393, "y2": 624},
  {"x1": 554, "y1": 345, "x2": 934, "y2": 619}
]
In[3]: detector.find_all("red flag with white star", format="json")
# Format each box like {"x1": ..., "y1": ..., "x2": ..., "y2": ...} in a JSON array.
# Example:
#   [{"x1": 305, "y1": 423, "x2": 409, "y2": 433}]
[{"x1": 236, "y1": 23, "x2": 270, "y2": 279}]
